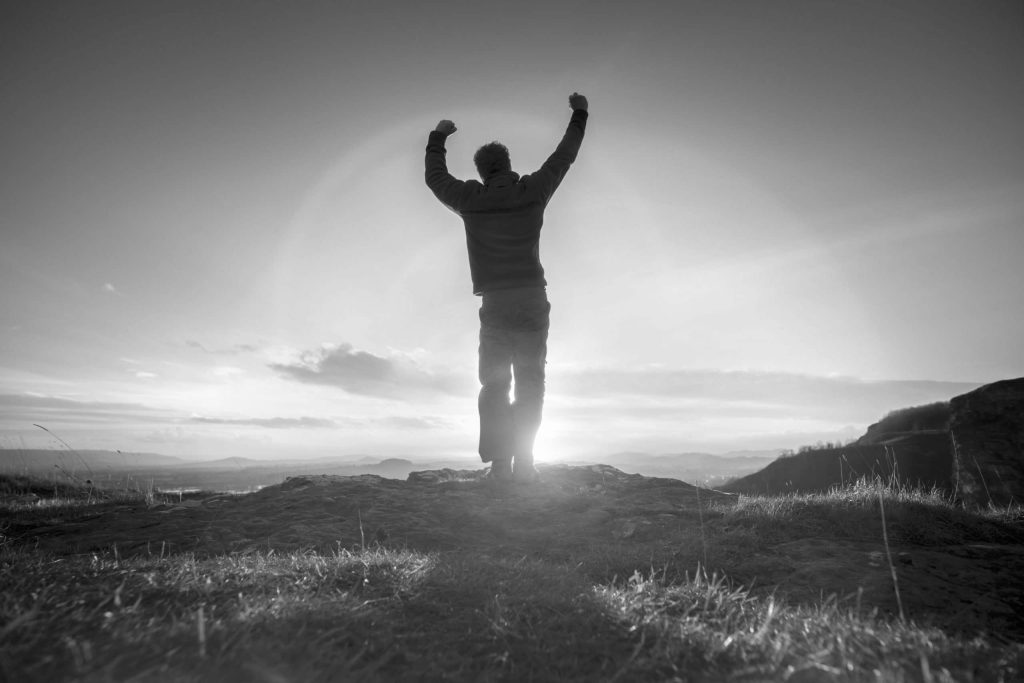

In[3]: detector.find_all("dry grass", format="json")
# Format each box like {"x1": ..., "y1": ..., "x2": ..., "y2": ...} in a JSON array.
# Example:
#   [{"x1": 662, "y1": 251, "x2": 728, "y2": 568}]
[
  {"x1": 2, "y1": 473, "x2": 1023, "y2": 681},
  {"x1": 724, "y1": 476, "x2": 1024, "y2": 546},
  {"x1": 597, "y1": 566, "x2": 1020, "y2": 682}
]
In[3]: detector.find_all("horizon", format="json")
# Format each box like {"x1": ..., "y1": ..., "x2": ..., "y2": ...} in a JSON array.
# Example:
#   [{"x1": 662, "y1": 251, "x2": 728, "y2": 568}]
[
  {"x1": 3, "y1": 1, "x2": 1022, "y2": 461},
  {"x1": 0, "y1": 444, "x2": 789, "y2": 464}
]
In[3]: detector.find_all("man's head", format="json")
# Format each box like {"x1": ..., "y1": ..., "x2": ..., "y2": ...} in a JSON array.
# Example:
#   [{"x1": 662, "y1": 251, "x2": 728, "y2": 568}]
[{"x1": 474, "y1": 142, "x2": 511, "y2": 181}]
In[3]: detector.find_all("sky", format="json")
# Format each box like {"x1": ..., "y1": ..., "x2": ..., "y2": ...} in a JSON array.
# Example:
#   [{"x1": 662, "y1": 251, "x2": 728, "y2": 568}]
[{"x1": 2, "y1": 0, "x2": 1022, "y2": 462}]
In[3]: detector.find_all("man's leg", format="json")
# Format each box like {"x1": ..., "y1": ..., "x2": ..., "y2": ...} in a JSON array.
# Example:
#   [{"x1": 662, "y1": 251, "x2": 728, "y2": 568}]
[
  {"x1": 478, "y1": 323, "x2": 514, "y2": 468},
  {"x1": 511, "y1": 302, "x2": 549, "y2": 480}
]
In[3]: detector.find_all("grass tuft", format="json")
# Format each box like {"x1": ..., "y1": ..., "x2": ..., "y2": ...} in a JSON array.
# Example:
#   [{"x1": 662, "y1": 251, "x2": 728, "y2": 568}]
[{"x1": 597, "y1": 566, "x2": 1022, "y2": 681}]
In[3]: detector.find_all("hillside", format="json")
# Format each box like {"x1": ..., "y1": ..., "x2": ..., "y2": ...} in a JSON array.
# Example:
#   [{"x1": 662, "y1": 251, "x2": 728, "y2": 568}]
[
  {"x1": 3, "y1": 464, "x2": 1022, "y2": 681},
  {"x1": 723, "y1": 377, "x2": 1024, "y2": 507},
  {"x1": 855, "y1": 401, "x2": 951, "y2": 445},
  {"x1": 721, "y1": 434, "x2": 953, "y2": 496}
]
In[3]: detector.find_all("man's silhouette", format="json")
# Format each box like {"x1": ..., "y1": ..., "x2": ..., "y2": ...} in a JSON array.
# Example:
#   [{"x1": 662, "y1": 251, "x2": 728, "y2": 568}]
[{"x1": 425, "y1": 92, "x2": 589, "y2": 482}]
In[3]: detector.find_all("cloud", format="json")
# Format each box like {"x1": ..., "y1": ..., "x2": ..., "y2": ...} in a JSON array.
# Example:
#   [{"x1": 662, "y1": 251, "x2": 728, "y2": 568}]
[
  {"x1": 102, "y1": 283, "x2": 123, "y2": 295},
  {"x1": 189, "y1": 415, "x2": 336, "y2": 429},
  {"x1": 553, "y1": 368, "x2": 982, "y2": 425},
  {"x1": 185, "y1": 410, "x2": 455, "y2": 432},
  {"x1": 270, "y1": 343, "x2": 468, "y2": 398},
  {"x1": 138, "y1": 427, "x2": 202, "y2": 445},
  {"x1": 373, "y1": 415, "x2": 455, "y2": 431},
  {"x1": 0, "y1": 393, "x2": 175, "y2": 426},
  {"x1": 526, "y1": 368, "x2": 986, "y2": 456},
  {"x1": 185, "y1": 340, "x2": 259, "y2": 355},
  {"x1": 0, "y1": 393, "x2": 453, "y2": 443}
]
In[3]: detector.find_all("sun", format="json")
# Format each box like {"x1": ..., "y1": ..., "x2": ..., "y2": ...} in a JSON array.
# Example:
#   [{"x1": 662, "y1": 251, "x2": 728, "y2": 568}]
[{"x1": 532, "y1": 416, "x2": 578, "y2": 464}]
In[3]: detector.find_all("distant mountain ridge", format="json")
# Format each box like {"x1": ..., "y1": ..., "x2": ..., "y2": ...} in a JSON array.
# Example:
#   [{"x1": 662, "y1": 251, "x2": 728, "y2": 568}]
[
  {"x1": 594, "y1": 451, "x2": 778, "y2": 484},
  {"x1": 0, "y1": 451, "x2": 416, "y2": 472},
  {"x1": 0, "y1": 451, "x2": 451, "y2": 493},
  {"x1": 1, "y1": 447, "x2": 776, "y2": 492}
]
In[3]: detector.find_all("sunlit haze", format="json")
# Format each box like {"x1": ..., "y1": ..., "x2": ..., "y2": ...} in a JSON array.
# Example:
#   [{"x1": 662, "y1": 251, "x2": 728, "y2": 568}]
[{"x1": 3, "y1": 1, "x2": 1022, "y2": 462}]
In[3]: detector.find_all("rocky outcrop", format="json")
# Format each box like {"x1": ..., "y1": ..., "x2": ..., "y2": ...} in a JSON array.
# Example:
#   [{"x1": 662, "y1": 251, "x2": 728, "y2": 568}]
[
  {"x1": 724, "y1": 377, "x2": 1024, "y2": 507},
  {"x1": 950, "y1": 378, "x2": 1024, "y2": 508},
  {"x1": 15, "y1": 464, "x2": 737, "y2": 557}
]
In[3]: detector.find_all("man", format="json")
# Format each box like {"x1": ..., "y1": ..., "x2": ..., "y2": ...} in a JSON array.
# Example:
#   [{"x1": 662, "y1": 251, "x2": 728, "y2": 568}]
[{"x1": 424, "y1": 92, "x2": 589, "y2": 482}]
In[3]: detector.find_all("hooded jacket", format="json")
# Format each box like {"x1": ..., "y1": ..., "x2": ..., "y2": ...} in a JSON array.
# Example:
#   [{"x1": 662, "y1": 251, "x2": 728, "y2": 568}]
[{"x1": 425, "y1": 109, "x2": 588, "y2": 295}]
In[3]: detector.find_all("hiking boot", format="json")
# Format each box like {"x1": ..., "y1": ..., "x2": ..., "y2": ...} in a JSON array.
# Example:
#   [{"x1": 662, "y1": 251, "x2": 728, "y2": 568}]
[
  {"x1": 487, "y1": 459, "x2": 513, "y2": 482},
  {"x1": 513, "y1": 463, "x2": 541, "y2": 484}
]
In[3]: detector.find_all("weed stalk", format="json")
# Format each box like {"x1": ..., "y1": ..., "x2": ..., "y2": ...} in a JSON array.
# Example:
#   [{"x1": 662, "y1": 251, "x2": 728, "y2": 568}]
[{"x1": 878, "y1": 448, "x2": 905, "y2": 623}]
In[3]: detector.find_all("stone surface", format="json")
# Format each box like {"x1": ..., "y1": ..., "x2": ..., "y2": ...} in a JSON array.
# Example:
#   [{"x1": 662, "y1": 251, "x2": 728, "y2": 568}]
[{"x1": 950, "y1": 378, "x2": 1024, "y2": 508}]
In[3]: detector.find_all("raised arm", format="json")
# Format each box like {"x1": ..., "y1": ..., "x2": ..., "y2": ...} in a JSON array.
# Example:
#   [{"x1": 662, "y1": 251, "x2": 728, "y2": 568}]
[
  {"x1": 424, "y1": 119, "x2": 468, "y2": 212},
  {"x1": 534, "y1": 93, "x2": 589, "y2": 203}
]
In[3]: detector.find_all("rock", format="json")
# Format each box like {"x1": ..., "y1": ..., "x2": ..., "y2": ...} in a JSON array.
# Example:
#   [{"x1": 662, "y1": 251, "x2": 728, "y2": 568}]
[
  {"x1": 950, "y1": 377, "x2": 1024, "y2": 508},
  {"x1": 406, "y1": 468, "x2": 484, "y2": 484}
]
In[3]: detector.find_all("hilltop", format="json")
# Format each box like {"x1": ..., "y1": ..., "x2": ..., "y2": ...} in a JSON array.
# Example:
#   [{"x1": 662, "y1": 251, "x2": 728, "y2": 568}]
[{"x1": 2, "y1": 463, "x2": 1023, "y2": 681}]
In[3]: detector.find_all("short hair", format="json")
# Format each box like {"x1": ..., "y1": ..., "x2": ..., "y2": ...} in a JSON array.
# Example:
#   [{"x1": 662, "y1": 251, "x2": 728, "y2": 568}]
[{"x1": 473, "y1": 142, "x2": 511, "y2": 180}]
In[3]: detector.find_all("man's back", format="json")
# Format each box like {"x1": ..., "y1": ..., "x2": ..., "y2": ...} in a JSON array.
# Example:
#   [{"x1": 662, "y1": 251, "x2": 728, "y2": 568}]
[{"x1": 424, "y1": 106, "x2": 588, "y2": 294}]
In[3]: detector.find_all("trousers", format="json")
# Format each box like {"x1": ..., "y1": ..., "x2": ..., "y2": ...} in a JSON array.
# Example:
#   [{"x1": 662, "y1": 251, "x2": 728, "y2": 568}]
[{"x1": 477, "y1": 286, "x2": 550, "y2": 465}]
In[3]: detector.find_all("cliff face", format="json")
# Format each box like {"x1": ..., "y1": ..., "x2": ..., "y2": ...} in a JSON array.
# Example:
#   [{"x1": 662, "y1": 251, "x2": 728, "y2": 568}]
[{"x1": 950, "y1": 378, "x2": 1024, "y2": 508}]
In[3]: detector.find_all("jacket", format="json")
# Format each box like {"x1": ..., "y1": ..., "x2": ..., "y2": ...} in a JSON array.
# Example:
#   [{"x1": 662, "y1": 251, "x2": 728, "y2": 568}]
[{"x1": 425, "y1": 109, "x2": 588, "y2": 294}]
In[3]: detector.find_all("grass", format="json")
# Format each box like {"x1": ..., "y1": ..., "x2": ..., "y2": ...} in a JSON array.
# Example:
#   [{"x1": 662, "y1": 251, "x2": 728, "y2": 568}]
[
  {"x1": 725, "y1": 477, "x2": 1024, "y2": 544},
  {"x1": 597, "y1": 567, "x2": 1018, "y2": 682},
  {"x1": 0, "y1": 471, "x2": 209, "y2": 512},
  {"x1": 2, "y1": 474, "x2": 1023, "y2": 681}
]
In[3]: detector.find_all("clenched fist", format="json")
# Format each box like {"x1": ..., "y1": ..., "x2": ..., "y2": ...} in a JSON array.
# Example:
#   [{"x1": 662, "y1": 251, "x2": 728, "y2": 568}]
[
  {"x1": 568, "y1": 92, "x2": 588, "y2": 111},
  {"x1": 435, "y1": 119, "x2": 457, "y2": 135}
]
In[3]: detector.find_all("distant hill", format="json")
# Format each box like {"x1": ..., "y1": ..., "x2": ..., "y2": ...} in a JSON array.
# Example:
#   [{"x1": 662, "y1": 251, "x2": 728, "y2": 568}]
[
  {"x1": 0, "y1": 450, "x2": 465, "y2": 493},
  {"x1": 584, "y1": 451, "x2": 778, "y2": 485},
  {"x1": 0, "y1": 447, "x2": 774, "y2": 489},
  {"x1": 723, "y1": 377, "x2": 1024, "y2": 507},
  {"x1": 181, "y1": 456, "x2": 267, "y2": 469}
]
